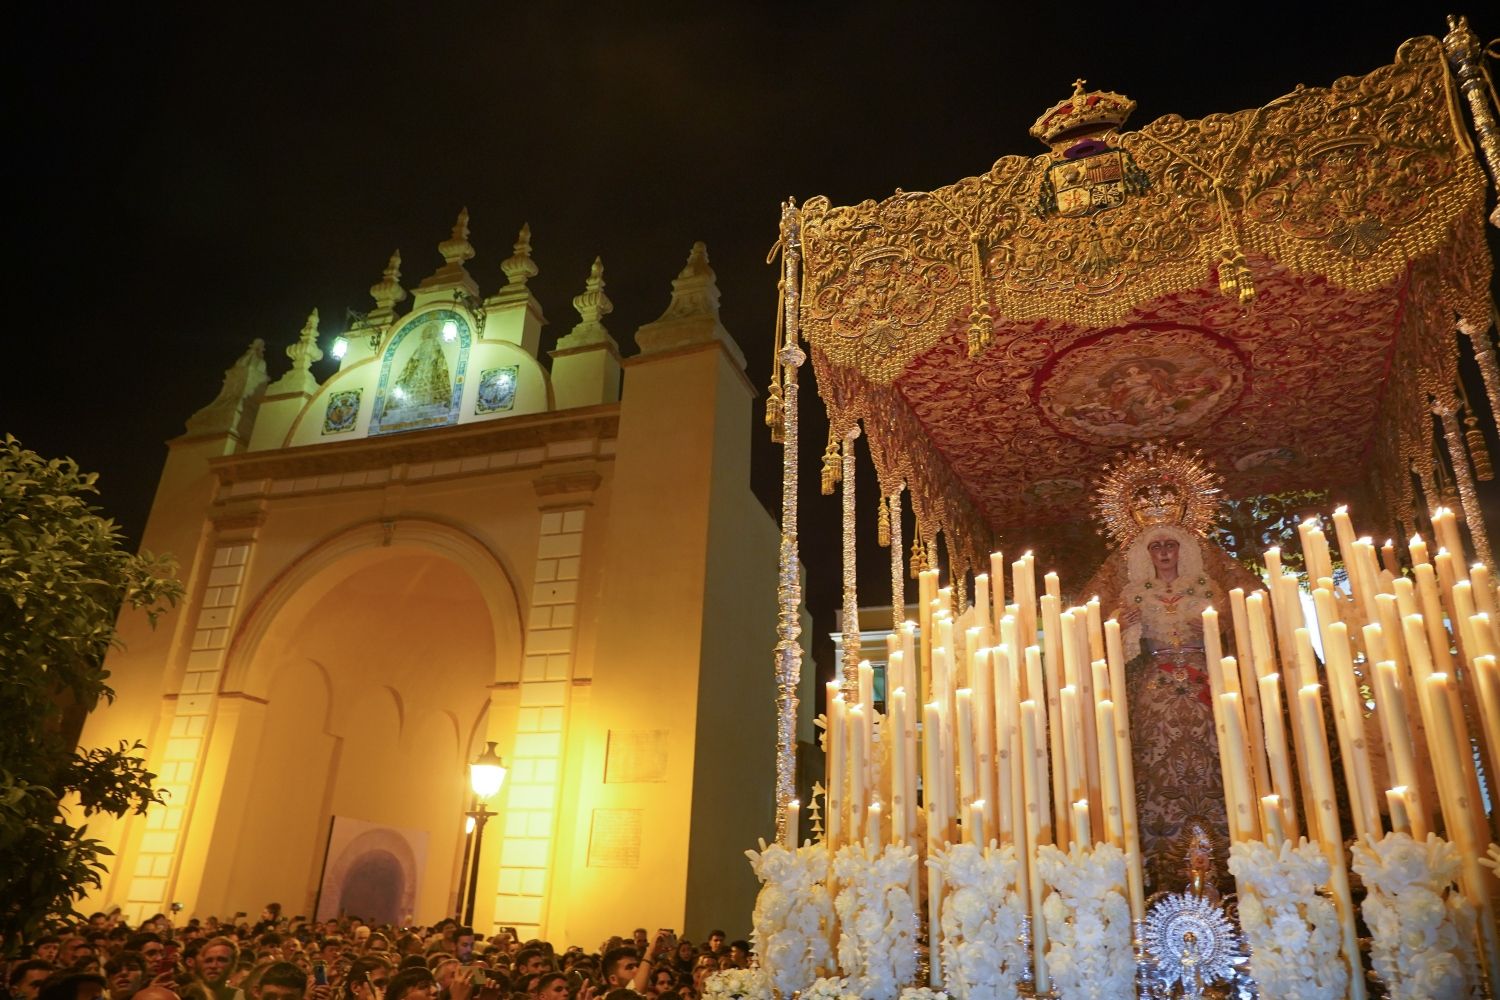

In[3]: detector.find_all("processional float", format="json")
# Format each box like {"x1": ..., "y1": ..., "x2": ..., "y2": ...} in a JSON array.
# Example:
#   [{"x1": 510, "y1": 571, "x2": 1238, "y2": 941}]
[{"x1": 738, "y1": 16, "x2": 1500, "y2": 1000}]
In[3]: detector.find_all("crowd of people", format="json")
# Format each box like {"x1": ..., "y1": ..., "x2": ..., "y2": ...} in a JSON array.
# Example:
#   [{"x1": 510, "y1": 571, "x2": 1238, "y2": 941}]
[{"x1": 4, "y1": 907, "x2": 756, "y2": 1000}]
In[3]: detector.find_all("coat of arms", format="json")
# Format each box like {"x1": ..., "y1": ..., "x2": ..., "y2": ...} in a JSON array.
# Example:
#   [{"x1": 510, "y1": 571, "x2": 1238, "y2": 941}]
[{"x1": 1033, "y1": 79, "x2": 1150, "y2": 219}]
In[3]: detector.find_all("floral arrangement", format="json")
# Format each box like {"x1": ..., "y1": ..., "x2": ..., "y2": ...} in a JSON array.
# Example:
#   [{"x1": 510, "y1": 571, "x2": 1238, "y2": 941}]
[
  {"x1": 1349, "y1": 832, "x2": 1477, "y2": 999},
  {"x1": 1227, "y1": 839, "x2": 1347, "y2": 1000},
  {"x1": 895, "y1": 988, "x2": 950, "y2": 1000},
  {"x1": 798, "y1": 977, "x2": 860, "y2": 1000},
  {"x1": 745, "y1": 839, "x2": 836, "y2": 996},
  {"x1": 927, "y1": 842, "x2": 1025, "y2": 999},
  {"x1": 832, "y1": 841, "x2": 920, "y2": 1000},
  {"x1": 701, "y1": 967, "x2": 770, "y2": 1000},
  {"x1": 1035, "y1": 843, "x2": 1135, "y2": 1000}
]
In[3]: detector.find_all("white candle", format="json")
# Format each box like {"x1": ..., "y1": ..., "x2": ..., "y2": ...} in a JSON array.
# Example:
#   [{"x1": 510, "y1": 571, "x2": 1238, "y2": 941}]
[
  {"x1": 975, "y1": 574, "x2": 992, "y2": 644},
  {"x1": 867, "y1": 799, "x2": 882, "y2": 847},
  {"x1": 1020, "y1": 700, "x2": 1049, "y2": 992},
  {"x1": 889, "y1": 688, "x2": 908, "y2": 845},
  {"x1": 1260, "y1": 794, "x2": 1286, "y2": 846},
  {"x1": 923, "y1": 702, "x2": 946, "y2": 839},
  {"x1": 956, "y1": 688, "x2": 977, "y2": 810},
  {"x1": 1072, "y1": 798, "x2": 1092, "y2": 849},
  {"x1": 848, "y1": 705, "x2": 867, "y2": 840},
  {"x1": 1257, "y1": 672, "x2": 1300, "y2": 841},
  {"x1": 990, "y1": 551, "x2": 1006, "y2": 638},
  {"x1": 827, "y1": 689, "x2": 845, "y2": 848},
  {"x1": 1095, "y1": 699, "x2": 1124, "y2": 848},
  {"x1": 968, "y1": 799, "x2": 985, "y2": 847},
  {"x1": 783, "y1": 799, "x2": 800, "y2": 848},
  {"x1": 1385, "y1": 787, "x2": 1411, "y2": 836}
]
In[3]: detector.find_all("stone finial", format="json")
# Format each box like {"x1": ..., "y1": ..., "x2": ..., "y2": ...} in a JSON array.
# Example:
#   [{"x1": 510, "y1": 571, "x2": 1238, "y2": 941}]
[
  {"x1": 634, "y1": 241, "x2": 743, "y2": 367},
  {"x1": 439, "y1": 208, "x2": 475, "y2": 266},
  {"x1": 501, "y1": 223, "x2": 540, "y2": 288},
  {"x1": 370, "y1": 250, "x2": 407, "y2": 314},
  {"x1": 185, "y1": 339, "x2": 270, "y2": 437},
  {"x1": 266, "y1": 310, "x2": 325, "y2": 396},
  {"x1": 555, "y1": 256, "x2": 618, "y2": 351},
  {"x1": 658, "y1": 241, "x2": 721, "y2": 322},
  {"x1": 419, "y1": 208, "x2": 479, "y2": 294},
  {"x1": 286, "y1": 309, "x2": 325, "y2": 372}
]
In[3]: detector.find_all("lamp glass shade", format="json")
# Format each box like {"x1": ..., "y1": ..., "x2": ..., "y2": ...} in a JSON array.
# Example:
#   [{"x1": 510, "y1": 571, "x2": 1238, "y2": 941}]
[{"x1": 469, "y1": 742, "x2": 507, "y2": 799}]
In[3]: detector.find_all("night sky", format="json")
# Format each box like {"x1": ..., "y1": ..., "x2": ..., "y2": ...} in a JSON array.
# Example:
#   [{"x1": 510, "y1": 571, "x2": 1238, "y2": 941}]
[{"x1": 9, "y1": 3, "x2": 1489, "y2": 682}]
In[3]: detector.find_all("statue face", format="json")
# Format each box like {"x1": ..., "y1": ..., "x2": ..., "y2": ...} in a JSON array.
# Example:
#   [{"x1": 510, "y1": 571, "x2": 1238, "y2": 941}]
[{"x1": 1147, "y1": 535, "x2": 1180, "y2": 575}]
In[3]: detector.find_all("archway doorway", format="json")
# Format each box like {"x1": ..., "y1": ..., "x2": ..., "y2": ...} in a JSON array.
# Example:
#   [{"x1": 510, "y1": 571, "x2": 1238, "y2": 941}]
[{"x1": 211, "y1": 546, "x2": 506, "y2": 922}]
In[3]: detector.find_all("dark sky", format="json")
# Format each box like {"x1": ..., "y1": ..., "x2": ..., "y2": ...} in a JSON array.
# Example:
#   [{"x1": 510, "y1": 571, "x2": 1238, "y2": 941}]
[{"x1": 8, "y1": 3, "x2": 1485, "y2": 681}]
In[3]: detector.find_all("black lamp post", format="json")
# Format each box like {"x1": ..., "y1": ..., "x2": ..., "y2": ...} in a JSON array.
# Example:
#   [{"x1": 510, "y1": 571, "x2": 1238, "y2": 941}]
[{"x1": 463, "y1": 742, "x2": 507, "y2": 926}]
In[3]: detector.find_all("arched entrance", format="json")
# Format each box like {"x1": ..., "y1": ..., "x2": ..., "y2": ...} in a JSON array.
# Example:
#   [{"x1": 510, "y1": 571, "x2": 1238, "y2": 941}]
[{"x1": 196, "y1": 531, "x2": 520, "y2": 923}]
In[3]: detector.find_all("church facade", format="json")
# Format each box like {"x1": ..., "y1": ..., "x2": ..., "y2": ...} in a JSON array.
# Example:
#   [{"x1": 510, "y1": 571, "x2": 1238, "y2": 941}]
[{"x1": 80, "y1": 213, "x2": 796, "y2": 945}]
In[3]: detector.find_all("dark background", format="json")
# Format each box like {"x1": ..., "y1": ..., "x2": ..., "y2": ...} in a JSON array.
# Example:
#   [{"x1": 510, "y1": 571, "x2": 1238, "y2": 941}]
[{"x1": 7, "y1": 2, "x2": 1491, "y2": 692}]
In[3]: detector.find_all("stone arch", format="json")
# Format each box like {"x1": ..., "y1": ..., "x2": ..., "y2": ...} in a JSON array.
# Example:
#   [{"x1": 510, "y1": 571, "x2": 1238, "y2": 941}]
[
  {"x1": 319, "y1": 825, "x2": 421, "y2": 924},
  {"x1": 222, "y1": 516, "x2": 525, "y2": 699}
]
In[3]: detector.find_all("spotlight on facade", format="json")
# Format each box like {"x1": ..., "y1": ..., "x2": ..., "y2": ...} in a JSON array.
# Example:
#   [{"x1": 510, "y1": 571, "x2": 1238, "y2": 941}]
[
  {"x1": 331, "y1": 336, "x2": 349, "y2": 360},
  {"x1": 442, "y1": 320, "x2": 458, "y2": 343}
]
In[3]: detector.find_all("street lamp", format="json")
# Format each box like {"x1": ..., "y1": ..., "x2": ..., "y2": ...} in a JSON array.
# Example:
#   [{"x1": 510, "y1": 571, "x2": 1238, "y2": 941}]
[{"x1": 463, "y1": 742, "x2": 507, "y2": 925}]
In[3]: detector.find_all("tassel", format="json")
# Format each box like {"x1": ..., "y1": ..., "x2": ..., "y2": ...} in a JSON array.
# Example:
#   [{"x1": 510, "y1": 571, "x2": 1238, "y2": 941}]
[
  {"x1": 967, "y1": 295, "x2": 993, "y2": 359},
  {"x1": 765, "y1": 376, "x2": 784, "y2": 443},
  {"x1": 1217, "y1": 246, "x2": 1256, "y2": 305},
  {"x1": 821, "y1": 432, "x2": 842, "y2": 495},
  {"x1": 877, "y1": 502, "x2": 891, "y2": 548},
  {"x1": 1467, "y1": 417, "x2": 1493, "y2": 480}
]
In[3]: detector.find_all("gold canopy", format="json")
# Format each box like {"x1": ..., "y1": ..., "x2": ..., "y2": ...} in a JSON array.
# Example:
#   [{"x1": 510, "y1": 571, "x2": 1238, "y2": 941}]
[{"x1": 783, "y1": 34, "x2": 1496, "y2": 582}]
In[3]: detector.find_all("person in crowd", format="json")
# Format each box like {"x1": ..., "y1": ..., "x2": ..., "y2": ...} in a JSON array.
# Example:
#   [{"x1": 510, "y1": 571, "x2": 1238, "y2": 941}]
[
  {"x1": 507, "y1": 953, "x2": 547, "y2": 983},
  {"x1": 526, "y1": 974, "x2": 567, "y2": 1000},
  {"x1": 339, "y1": 958, "x2": 391, "y2": 1000},
  {"x1": 669, "y1": 942, "x2": 693, "y2": 980},
  {"x1": 726, "y1": 944, "x2": 749, "y2": 971},
  {"x1": 104, "y1": 952, "x2": 147, "y2": 1000},
  {"x1": 703, "y1": 934, "x2": 725, "y2": 961},
  {"x1": 249, "y1": 963, "x2": 317, "y2": 1000},
  {"x1": 193, "y1": 938, "x2": 243, "y2": 1000},
  {"x1": 31, "y1": 940, "x2": 62, "y2": 966},
  {"x1": 598, "y1": 950, "x2": 646, "y2": 995},
  {"x1": 646, "y1": 968, "x2": 676, "y2": 999},
  {"x1": 36, "y1": 973, "x2": 105, "y2": 1000},
  {"x1": 383, "y1": 968, "x2": 435, "y2": 1000},
  {"x1": 450, "y1": 931, "x2": 474, "y2": 967},
  {"x1": 688, "y1": 957, "x2": 716, "y2": 997},
  {"x1": 8, "y1": 961, "x2": 53, "y2": 1000}
]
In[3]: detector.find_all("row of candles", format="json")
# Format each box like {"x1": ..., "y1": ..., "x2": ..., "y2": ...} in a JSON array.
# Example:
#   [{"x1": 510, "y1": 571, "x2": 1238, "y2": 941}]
[
  {"x1": 797, "y1": 551, "x2": 1147, "y2": 990},
  {"x1": 789, "y1": 506, "x2": 1500, "y2": 994},
  {"x1": 1208, "y1": 506, "x2": 1500, "y2": 994}
]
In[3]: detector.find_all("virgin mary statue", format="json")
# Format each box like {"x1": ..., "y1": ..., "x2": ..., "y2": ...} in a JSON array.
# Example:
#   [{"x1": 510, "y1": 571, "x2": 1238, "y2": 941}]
[{"x1": 1082, "y1": 443, "x2": 1262, "y2": 894}]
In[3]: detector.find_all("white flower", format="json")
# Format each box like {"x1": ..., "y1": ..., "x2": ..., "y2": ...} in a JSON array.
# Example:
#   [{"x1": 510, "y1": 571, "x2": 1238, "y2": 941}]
[
  {"x1": 927, "y1": 843, "x2": 1024, "y2": 1000},
  {"x1": 701, "y1": 968, "x2": 770, "y2": 1000},
  {"x1": 1033, "y1": 843, "x2": 1133, "y2": 1000},
  {"x1": 830, "y1": 842, "x2": 919, "y2": 1000},
  {"x1": 1350, "y1": 832, "x2": 1477, "y2": 999},
  {"x1": 745, "y1": 839, "x2": 835, "y2": 995},
  {"x1": 1230, "y1": 839, "x2": 1347, "y2": 1000}
]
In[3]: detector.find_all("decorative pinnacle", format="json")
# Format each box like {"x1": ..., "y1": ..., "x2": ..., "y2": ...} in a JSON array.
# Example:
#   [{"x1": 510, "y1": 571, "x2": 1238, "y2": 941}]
[
  {"x1": 286, "y1": 309, "x2": 325, "y2": 372},
  {"x1": 501, "y1": 222, "x2": 540, "y2": 287},
  {"x1": 658, "y1": 241, "x2": 721, "y2": 321},
  {"x1": 557, "y1": 256, "x2": 615, "y2": 350},
  {"x1": 370, "y1": 249, "x2": 407, "y2": 312},
  {"x1": 438, "y1": 207, "x2": 475, "y2": 266}
]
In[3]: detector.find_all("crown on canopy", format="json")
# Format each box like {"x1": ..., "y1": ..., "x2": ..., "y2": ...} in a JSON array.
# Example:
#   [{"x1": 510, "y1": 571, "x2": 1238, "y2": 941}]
[
  {"x1": 1030, "y1": 78, "x2": 1137, "y2": 150},
  {"x1": 1093, "y1": 441, "x2": 1222, "y2": 546}
]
